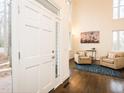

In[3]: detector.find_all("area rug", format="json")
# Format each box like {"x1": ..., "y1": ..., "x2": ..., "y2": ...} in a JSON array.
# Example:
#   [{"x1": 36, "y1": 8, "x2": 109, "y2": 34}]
[{"x1": 76, "y1": 64, "x2": 122, "y2": 78}]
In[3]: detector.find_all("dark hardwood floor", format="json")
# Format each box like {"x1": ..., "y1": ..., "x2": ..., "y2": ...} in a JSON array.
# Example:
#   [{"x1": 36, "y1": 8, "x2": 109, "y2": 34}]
[{"x1": 53, "y1": 59, "x2": 124, "y2": 93}]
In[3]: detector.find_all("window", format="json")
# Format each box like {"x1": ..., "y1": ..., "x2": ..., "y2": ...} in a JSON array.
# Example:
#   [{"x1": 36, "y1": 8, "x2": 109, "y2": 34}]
[
  {"x1": 0, "y1": 0, "x2": 5, "y2": 47},
  {"x1": 0, "y1": 0, "x2": 11, "y2": 50},
  {"x1": 113, "y1": 31, "x2": 124, "y2": 50},
  {"x1": 113, "y1": 0, "x2": 124, "y2": 19}
]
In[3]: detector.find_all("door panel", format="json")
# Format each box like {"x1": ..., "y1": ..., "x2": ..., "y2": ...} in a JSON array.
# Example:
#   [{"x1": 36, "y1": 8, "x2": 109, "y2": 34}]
[
  {"x1": 18, "y1": 0, "x2": 42, "y2": 93},
  {"x1": 40, "y1": 62, "x2": 53, "y2": 90},
  {"x1": 39, "y1": 11, "x2": 55, "y2": 93},
  {"x1": 21, "y1": 26, "x2": 40, "y2": 58},
  {"x1": 20, "y1": 65, "x2": 40, "y2": 93}
]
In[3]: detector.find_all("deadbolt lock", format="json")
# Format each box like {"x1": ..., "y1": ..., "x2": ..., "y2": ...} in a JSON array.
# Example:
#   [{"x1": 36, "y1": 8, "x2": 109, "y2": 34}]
[
  {"x1": 52, "y1": 56, "x2": 55, "y2": 59},
  {"x1": 52, "y1": 50, "x2": 54, "y2": 53}
]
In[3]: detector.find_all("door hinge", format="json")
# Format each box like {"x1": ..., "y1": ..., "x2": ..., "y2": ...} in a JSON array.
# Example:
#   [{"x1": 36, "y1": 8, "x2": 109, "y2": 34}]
[
  {"x1": 18, "y1": 52, "x2": 21, "y2": 60},
  {"x1": 18, "y1": 5, "x2": 20, "y2": 14}
]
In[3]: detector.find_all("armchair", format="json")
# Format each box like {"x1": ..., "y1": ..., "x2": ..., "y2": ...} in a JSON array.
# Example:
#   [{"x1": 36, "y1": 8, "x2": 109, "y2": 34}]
[
  {"x1": 74, "y1": 51, "x2": 92, "y2": 64},
  {"x1": 100, "y1": 52, "x2": 124, "y2": 69}
]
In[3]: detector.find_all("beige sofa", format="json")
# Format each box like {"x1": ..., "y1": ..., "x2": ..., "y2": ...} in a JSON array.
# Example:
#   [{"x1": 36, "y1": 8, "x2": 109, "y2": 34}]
[
  {"x1": 74, "y1": 51, "x2": 92, "y2": 64},
  {"x1": 100, "y1": 52, "x2": 124, "y2": 69}
]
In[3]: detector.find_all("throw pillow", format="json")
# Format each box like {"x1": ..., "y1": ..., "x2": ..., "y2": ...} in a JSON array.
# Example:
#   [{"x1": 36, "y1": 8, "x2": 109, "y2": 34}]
[
  {"x1": 78, "y1": 51, "x2": 86, "y2": 56},
  {"x1": 108, "y1": 53, "x2": 115, "y2": 59}
]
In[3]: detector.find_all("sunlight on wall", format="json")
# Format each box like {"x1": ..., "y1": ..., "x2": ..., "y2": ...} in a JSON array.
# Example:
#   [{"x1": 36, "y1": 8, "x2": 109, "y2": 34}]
[
  {"x1": 71, "y1": 24, "x2": 80, "y2": 50},
  {"x1": 72, "y1": 23, "x2": 80, "y2": 35}
]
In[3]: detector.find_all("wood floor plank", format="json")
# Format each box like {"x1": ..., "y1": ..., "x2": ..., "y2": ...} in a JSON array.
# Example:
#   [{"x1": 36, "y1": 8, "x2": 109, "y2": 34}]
[{"x1": 54, "y1": 60, "x2": 124, "y2": 93}]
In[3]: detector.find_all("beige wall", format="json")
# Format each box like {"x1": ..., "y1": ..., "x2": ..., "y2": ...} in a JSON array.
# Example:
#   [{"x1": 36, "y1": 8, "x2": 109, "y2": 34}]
[{"x1": 72, "y1": 0, "x2": 124, "y2": 58}]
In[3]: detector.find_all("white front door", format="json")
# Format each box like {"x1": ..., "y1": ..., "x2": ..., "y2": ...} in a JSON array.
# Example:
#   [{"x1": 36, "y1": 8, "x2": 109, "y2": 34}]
[{"x1": 14, "y1": 0, "x2": 56, "y2": 93}]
